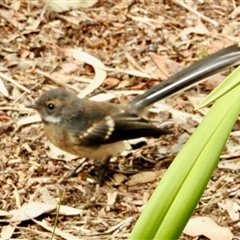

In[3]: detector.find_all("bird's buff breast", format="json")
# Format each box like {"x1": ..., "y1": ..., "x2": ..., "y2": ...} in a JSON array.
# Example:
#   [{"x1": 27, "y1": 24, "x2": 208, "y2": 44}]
[{"x1": 43, "y1": 123, "x2": 125, "y2": 160}]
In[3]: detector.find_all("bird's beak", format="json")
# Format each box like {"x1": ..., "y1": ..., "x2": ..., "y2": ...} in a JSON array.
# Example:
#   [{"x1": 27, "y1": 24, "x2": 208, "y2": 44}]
[{"x1": 26, "y1": 104, "x2": 38, "y2": 110}]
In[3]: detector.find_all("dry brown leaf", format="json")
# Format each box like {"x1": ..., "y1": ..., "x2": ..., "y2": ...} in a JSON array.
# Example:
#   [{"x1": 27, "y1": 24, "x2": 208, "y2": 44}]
[
  {"x1": 112, "y1": 173, "x2": 127, "y2": 184},
  {"x1": 220, "y1": 136, "x2": 240, "y2": 159},
  {"x1": 16, "y1": 114, "x2": 41, "y2": 127},
  {"x1": 25, "y1": 17, "x2": 41, "y2": 31},
  {"x1": 125, "y1": 52, "x2": 146, "y2": 73},
  {"x1": 152, "y1": 101, "x2": 203, "y2": 124},
  {"x1": 218, "y1": 159, "x2": 240, "y2": 171},
  {"x1": 0, "y1": 9, "x2": 24, "y2": 30},
  {"x1": 149, "y1": 53, "x2": 182, "y2": 79},
  {"x1": 179, "y1": 19, "x2": 210, "y2": 37},
  {"x1": 32, "y1": 218, "x2": 79, "y2": 240},
  {"x1": 64, "y1": 49, "x2": 107, "y2": 98},
  {"x1": 200, "y1": 74, "x2": 225, "y2": 89},
  {"x1": 222, "y1": 22, "x2": 240, "y2": 37},
  {"x1": 103, "y1": 77, "x2": 120, "y2": 87},
  {"x1": 207, "y1": 39, "x2": 235, "y2": 54},
  {"x1": 174, "y1": 1, "x2": 218, "y2": 26},
  {"x1": 104, "y1": 66, "x2": 152, "y2": 78},
  {"x1": 37, "y1": 187, "x2": 57, "y2": 205},
  {"x1": 1, "y1": 225, "x2": 16, "y2": 240},
  {"x1": 89, "y1": 90, "x2": 144, "y2": 102},
  {"x1": 116, "y1": 79, "x2": 132, "y2": 89},
  {"x1": 9, "y1": 1, "x2": 21, "y2": 11},
  {"x1": 60, "y1": 62, "x2": 79, "y2": 74},
  {"x1": 0, "y1": 78, "x2": 9, "y2": 97},
  {"x1": 127, "y1": 171, "x2": 163, "y2": 186},
  {"x1": 57, "y1": 205, "x2": 83, "y2": 216},
  {"x1": 45, "y1": 142, "x2": 78, "y2": 161},
  {"x1": 220, "y1": 152, "x2": 240, "y2": 159},
  {"x1": 102, "y1": 216, "x2": 135, "y2": 235},
  {"x1": 128, "y1": 137, "x2": 147, "y2": 145},
  {"x1": 0, "y1": 72, "x2": 30, "y2": 94},
  {"x1": 183, "y1": 216, "x2": 233, "y2": 240},
  {"x1": 20, "y1": 50, "x2": 30, "y2": 59},
  {"x1": 229, "y1": 6, "x2": 240, "y2": 19},
  {"x1": 44, "y1": 0, "x2": 98, "y2": 12},
  {"x1": 35, "y1": 70, "x2": 75, "y2": 90},
  {"x1": 0, "y1": 210, "x2": 10, "y2": 217},
  {"x1": 12, "y1": 185, "x2": 21, "y2": 209},
  {"x1": 225, "y1": 200, "x2": 240, "y2": 222},
  {"x1": 107, "y1": 192, "x2": 118, "y2": 206},
  {"x1": 89, "y1": 92, "x2": 118, "y2": 102},
  {"x1": 170, "y1": 132, "x2": 190, "y2": 154},
  {"x1": 127, "y1": 15, "x2": 157, "y2": 28},
  {"x1": 7, "y1": 202, "x2": 57, "y2": 222},
  {"x1": 188, "y1": 95, "x2": 209, "y2": 115},
  {"x1": 131, "y1": 81, "x2": 148, "y2": 90}
]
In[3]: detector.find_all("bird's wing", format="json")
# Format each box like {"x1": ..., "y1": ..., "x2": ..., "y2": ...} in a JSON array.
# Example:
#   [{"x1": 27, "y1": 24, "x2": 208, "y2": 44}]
[{"x1": 78, "y1": 113, "x2": 170, "y2": 145}]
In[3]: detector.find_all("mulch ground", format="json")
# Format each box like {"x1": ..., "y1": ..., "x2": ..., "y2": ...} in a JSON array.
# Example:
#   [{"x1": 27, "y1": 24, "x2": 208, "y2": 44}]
[{"x1": 0, "y1": 1, "x2": 240, "y2": 239}]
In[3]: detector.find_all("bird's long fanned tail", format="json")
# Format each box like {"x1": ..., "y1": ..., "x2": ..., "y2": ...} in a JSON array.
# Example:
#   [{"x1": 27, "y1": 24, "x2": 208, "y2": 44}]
[{"x1": 129, "y1": 44, "x2": 240, "y2": 113}]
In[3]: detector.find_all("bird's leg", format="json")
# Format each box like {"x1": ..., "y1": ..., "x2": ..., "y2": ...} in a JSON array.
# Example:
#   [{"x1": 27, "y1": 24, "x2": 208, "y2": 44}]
[
  {"x1": 97, "y1": 157, "x2": 111, "y2": 185},
  {"x1": 65, "y1": 157, "x2": 112, "y2": 185},
  {"x1": 65, "y1": 158, "x2": 92, "y2": 178}
]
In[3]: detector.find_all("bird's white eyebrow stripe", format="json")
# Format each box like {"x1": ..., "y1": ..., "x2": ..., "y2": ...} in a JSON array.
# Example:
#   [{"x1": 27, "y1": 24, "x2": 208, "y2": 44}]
[{"x1": 43, "y1": 115, "x2": 61, "y2": 123}]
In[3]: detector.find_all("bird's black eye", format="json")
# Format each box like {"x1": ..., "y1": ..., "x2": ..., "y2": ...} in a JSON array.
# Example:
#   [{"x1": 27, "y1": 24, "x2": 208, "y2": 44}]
[{"x1": 47, "y1": 103, "x2": 55, "y2": 111}]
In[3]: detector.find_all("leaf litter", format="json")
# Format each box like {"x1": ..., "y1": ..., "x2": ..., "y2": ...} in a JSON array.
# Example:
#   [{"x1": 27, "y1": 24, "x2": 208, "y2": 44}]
[{"x1": 0, "y1": 0, "x2": 240, "y2": 239}]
